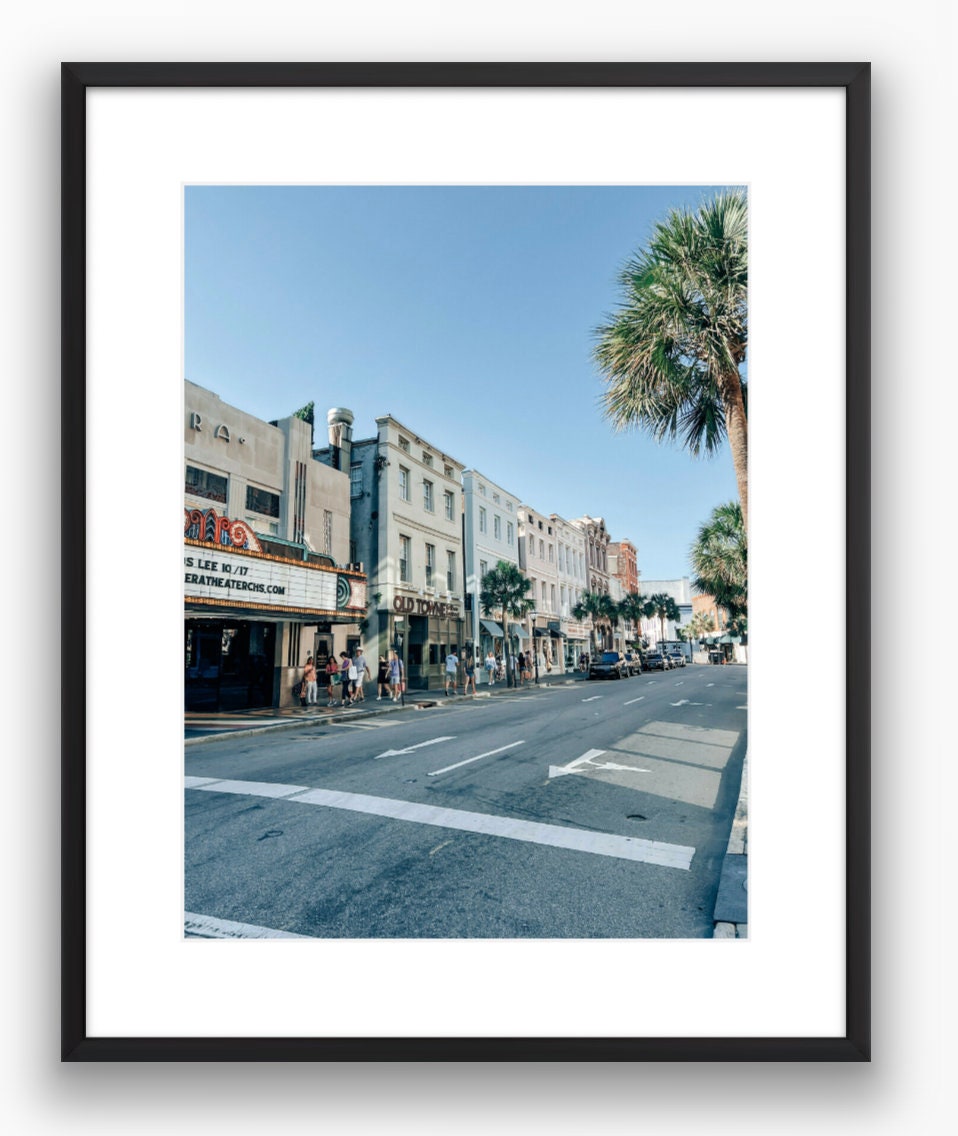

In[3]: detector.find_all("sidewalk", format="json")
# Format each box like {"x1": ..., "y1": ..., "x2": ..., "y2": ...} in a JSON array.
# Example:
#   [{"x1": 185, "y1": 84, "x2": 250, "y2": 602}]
[{"x1": 185, "y1": 669, "x2": 588, "y2": 744}]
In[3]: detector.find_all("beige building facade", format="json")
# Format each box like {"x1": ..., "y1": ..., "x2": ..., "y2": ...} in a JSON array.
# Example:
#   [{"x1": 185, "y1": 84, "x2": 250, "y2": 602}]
[{"x1": 184, "y1": 381, "x2": 364, "y2": 710}]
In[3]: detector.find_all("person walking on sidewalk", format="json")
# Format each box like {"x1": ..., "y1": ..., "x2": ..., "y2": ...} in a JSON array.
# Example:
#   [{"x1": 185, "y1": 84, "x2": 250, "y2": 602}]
[
  {"x1": 444, "y1": 648, "x2": 459, "y2": 696},
  {"x1": 339, "y1": 652, "x2": 353, "y2": 706},
  {"x1": 376, "y1": 654, "x2": 389, "y2": 700},
  {"x1": 325, "y1": 655, "x2": 340, "y2": 706},
  {"x1": 463, "y1": 653, "x2": 476, "y2": 696},
  {"x1": 353, "y1": 646, "x2": 368, "y2": 702},
  {"x1": 388, "y1": 650, "x2": 404, "y2": 702},
  {"x1": 303, "y1": 655, "x2": 318, "y2": 706},
  {"x1": 485, "y1": 650, "x2": 496, "y2": 686}
]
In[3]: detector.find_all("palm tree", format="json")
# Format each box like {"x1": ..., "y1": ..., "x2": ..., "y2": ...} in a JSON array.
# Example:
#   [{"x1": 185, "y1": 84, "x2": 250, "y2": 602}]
[
  {"x1": 618, "y1": 592, "x2": 647, "y2": 646},
  {"x1": 594, "y1": 190, "x2": 749, "y2": 529},
  {"x1": 479, "y1": 560, "x2": 533, "y2": 688},
  {"x1": 648, "y1": 592, "x2": 681, "y2": 647},
  {"x1": 690, "y1": 502, "x2": 747, "y2": 619},
  {"x1": 598, "y1": 593, "x2": 620, "y2": 650},
  {"x1": 571, "y1": 590, "x2": 605, "y2": 657}
]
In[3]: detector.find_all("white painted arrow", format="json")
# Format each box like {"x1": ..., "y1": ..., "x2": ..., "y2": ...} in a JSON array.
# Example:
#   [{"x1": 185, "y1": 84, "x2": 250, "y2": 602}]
[
  {"x1": 670, "y1": 699, "x2": 705, "y2": 707},
  {"x1": 549, "y1": 749, "x2": 650, "y2": 779},
  {"x1": 374, "y1": 736, "x2": 456, "y2": 759}
]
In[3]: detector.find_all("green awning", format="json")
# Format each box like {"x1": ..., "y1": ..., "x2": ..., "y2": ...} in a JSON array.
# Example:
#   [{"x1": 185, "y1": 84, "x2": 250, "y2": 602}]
[
  {"x1": 480, "y1": 619, "x2": 504, "y2": 637},
  {"x1": 509, "y1": 623, "x2": 529, "y2": 639}
]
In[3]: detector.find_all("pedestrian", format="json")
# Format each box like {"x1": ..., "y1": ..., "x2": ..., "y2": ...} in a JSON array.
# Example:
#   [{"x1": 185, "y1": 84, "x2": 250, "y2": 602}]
[
  {"x1": 376, "y1": 654, "x2": 389, "y2": 700},
  {"x1": 463, "y1": 653, "x2": 476, "y2": 696},
  {"x1": 325, "y1": 654, "x2": 339, "y2": 705},
  {"x1": 303, "y1": 655, "x2": 318, "y2": 706},
  {"x1": 339, "y1": 651, "x2": 353, "y2": 705},
  {"x1": 516, "y1": 650, "x2": 525, "y2": 686},
  {"x1": 485, "y1": 649, "x2": 496, "y2": 685},
  {"x1": 388, "y1": 650, "x2": 404, "y2": 701},
  {"x1": 353, "y1": 646, "x2": 368, "y2": 702},
  {"x1": 444, "y1": 647, "x2": 459, "y2": 695}
]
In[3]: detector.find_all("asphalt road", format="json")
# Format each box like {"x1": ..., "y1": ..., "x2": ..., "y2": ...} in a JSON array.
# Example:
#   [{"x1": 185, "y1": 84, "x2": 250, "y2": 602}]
[{"x1": 185, "y1": 664, "x2": 747, "y2": 938}]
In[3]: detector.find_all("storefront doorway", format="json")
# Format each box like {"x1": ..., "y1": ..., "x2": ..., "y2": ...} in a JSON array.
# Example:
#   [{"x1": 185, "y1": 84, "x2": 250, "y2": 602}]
[{"x1": 185, "y1": 620, "x2": 276, "y2": 711}]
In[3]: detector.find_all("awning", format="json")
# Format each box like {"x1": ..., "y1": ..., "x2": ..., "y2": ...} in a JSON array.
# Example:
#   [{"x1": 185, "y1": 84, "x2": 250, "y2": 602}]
[
  {"x1": 549, "y1": 629, "x2": 566, "y2": 638},
  {"x1": 480, "y1": 619, "x2": 504, "y2": 637},
  {"x1": 509, "y1": 623, "x2": 529, "y2": 639},
  {"x1": 533, "y1": 627, "x2": 550, "y2": 637}
]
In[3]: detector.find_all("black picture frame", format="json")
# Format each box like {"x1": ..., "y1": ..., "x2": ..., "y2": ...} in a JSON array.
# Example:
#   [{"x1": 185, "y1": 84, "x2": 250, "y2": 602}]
[{"x1": 61, "y1": 61, "x2": 870, "y2": 1062}]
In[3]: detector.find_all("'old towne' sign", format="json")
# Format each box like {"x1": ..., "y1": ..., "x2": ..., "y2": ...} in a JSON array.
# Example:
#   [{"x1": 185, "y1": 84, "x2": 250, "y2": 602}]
[{"x1": 393, "y1": 595, "x2": 460, "y2": 618}]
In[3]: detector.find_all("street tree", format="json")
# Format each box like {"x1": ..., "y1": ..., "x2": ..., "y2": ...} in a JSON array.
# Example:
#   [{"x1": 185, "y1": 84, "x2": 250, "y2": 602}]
[
  {"x1": 618, "y1": 592, "x2": 648, "y2": 646},
  {"x1": 690, "y1": 501, "x2": 747, "y2": 620},
  {"x1": 572, "y1": 590, "x2": 606, "y2": 657},
  {"x1": 594, "y1": 190, "x2": 749, "y2": 529},
  {"x1": 647, "y1": 592, "x2": 681, "y2": 646},
  {"x1": 479, "y1": 560, "x2": 533, "y2": 688},
  {"x1": 598, "y1": 592, "x2": 621, "y2": 650}
]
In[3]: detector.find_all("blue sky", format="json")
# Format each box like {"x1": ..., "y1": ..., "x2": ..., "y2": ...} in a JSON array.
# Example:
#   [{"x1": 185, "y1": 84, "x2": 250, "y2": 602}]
[{"x1": 185, "y1": 185, "x2": 740, "y2": 580}]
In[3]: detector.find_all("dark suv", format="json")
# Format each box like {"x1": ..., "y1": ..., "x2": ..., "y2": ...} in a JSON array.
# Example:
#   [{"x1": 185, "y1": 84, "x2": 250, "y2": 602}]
[
  {"x1": 643, "y1": 651, "x2": 671, "y2": 671},
  {"x1": 588, "y1": 651, "x2": 630, "y2": 680}
]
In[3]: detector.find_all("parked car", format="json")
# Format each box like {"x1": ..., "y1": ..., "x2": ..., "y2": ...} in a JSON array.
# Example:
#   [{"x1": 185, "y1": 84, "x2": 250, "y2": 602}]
[
  {"x1": 623, "y1": 651, "x2": 644, "y2": 675},
  {"x1": 643, "y1": 651, "x2": 671, "y2": 671},
  {"x1": 667, "y1": 650, "x2": 687, "y2": 668},
  {"x1": 588, "y1": 650, "x2": 630, "y2": 680}
]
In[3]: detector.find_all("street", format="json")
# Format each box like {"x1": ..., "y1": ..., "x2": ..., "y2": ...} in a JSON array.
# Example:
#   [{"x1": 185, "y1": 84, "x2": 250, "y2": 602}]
[{"x1": 185, "y1": 664, "x2": 747, "y2": 938}]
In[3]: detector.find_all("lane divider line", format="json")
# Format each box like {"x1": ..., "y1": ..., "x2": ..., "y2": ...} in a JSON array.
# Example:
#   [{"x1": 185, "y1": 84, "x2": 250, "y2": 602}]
[
  {"x1": 623, "y1": 696, "x2": 645, "y2": 705},
  {"x1": 428, "y1": 740, "x2": 525, "y2": 776}
]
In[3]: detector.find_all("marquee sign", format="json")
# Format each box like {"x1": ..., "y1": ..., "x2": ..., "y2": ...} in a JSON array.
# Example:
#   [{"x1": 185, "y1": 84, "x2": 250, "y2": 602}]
[
  {"x1": 184, "y1": 506, "x2": 262, "y2": 552},
  {"x1": 185, "y1": 542, "x2": 366, "y2": 616}
]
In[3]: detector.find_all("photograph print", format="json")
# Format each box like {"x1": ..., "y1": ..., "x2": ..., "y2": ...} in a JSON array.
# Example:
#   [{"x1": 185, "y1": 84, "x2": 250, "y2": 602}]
[{"x1": 183, "y1": 184, "x2": 749, "y2": 941}]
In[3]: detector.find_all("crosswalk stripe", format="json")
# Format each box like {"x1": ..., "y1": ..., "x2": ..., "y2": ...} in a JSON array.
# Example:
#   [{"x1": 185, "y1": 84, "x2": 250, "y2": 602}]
[{"x1": 185, "y1": 777, "x2": 694, "y2": 870}]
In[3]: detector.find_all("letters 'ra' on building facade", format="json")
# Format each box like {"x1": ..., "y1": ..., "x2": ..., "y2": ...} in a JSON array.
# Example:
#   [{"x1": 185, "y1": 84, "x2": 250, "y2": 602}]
[
  {"x1": 183, "y1": 382, "x2": 367, "y2": 711},
  {"x1": 316, "y1": 411, "x2": 467, "y2": 692}
]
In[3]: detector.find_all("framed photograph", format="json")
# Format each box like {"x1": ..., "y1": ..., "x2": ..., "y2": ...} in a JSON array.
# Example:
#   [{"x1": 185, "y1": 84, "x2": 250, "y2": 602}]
[{"x1": 62, "y1": 62, "x2": 869, "y2": 1060}]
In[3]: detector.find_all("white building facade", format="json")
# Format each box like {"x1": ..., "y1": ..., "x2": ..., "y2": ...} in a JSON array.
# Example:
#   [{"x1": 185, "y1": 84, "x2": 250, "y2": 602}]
[
  {"x1": 462, "y1": 470, "x2": 522, "y2": 672},
  {"x1": 317, "y1": 412, "x2": 466, "y2": 691}
]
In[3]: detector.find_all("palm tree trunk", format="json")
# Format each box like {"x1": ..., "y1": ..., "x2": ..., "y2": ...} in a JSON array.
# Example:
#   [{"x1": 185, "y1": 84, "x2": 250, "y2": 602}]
[{"x1": 722, "y1": 371, "x2": 748, "y2": 531}]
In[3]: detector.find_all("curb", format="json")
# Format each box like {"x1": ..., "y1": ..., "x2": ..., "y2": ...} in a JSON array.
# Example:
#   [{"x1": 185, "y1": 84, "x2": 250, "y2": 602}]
[
  {"x1": 185, "y1": 677, "x2": 585, "y2": 747},
  {"x1": 713, "y1": 750, "x2": 748, "y2": 938}
]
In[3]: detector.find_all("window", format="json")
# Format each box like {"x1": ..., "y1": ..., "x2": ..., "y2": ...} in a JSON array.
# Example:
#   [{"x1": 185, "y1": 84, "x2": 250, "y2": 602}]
[
  {"x1": 507, "y1": 522, "x2": 514, "y2": 545},
  {"x1": 399, "y1": 436, "x2": 410, "y2": 452},
  {"x1": 185, "y1": 464, "x2": 227, "y2": 504},
  {"x1": 551, "y1": 584, "x2": 556, "y2": 611},
  {"x1": 559, "y1": 545, "x2": 565, "y2": 571},
  {"x1": 185, "y1": 465, "x2": 228, "y2": 506},
  {"x1": 538, "y1": 520, "x2": 543, "y2": 530},
  {"x1": 399, "y1": 466, "x2": 410, "y2": 501},
  {"x1": 323, "y1": 510, "x2": 333, "y2": 556},
  {"x1": 399, "y1": 535, "x2": 411, "y2": 582},
  {"x1": 494, "y1": 515, "x2": 501, "y2": 540},
  {"x1": 350, "y1": 466, "x2": 363, "y2": 498},
  {"x1": 246, "y1": 485, "x2": 280, "y2": 518},
  {"x1": 425, "y1": 543, "x2": 435, "y2": 587},
  {"x1": 444, "y1": 465, "x2": 453, "y2": 478},
  {"x1": 444, "y1": 491, "x2": 454, "y2": 521},
  {"x1": 478, "y1": 483, "x2": 486, "y2": 496},
  {"x1": 349, "y1": 539, "x2": 357, "y2": 564},
  {"x1": 541, "y1": 580, "x2": 547, "y2": 604},
  {"x1": 422, "y1": 451, "x2": 433, "y2": 467},
  {"x1": 423, "y1": 479, "x2": 434, "y2": 512},
  {"x1": 480, "y1": 559, "x2": 488, "y2": 582},
  {"x1": 548, "y1": 544, "x2": 554, "y2": 563},
  {"x1": 479, "y1": 507, "x2": 487, "y2": 533},
  {"x1": 539, "y1": 539, "x2": 545, "y2": 559},
  {"x1": 493, "y1": 493, "x2": 500, "y2": 504},
  {"x1": 447, "y1": 551, "x2": 456, "y2": 592},
  {"x1": 548, "y1": 525, "x2": 553, "y2": 535},
  {"x1": 507, "y1": 501, "x2": 513, "y2": 512}
]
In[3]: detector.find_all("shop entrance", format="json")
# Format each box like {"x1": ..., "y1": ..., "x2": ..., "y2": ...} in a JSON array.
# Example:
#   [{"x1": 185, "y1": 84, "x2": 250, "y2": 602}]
[{"x1": 185, "y1": 620, "x2": 276, "y2": 711}]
